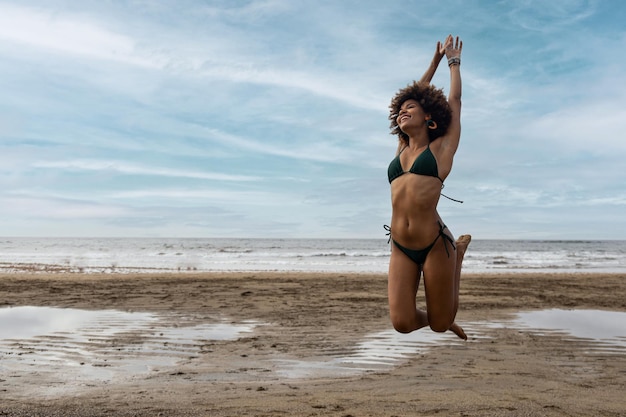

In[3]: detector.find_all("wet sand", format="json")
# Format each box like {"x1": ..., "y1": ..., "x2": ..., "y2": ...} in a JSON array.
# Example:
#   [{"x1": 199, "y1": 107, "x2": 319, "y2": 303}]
[{"x1": 1, "y1": 272, "x2": 625, "y2": 416}]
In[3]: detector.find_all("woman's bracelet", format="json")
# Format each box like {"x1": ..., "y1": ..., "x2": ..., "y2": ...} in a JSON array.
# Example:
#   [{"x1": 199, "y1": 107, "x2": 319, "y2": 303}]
[{"x1": 448, "y1": 57, "x2": 461, "y2": 67}]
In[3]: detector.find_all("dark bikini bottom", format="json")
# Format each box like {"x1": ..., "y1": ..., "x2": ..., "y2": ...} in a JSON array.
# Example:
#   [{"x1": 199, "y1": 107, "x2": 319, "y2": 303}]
[{"x1": 386, "y1": 222, "x2": 455, "y2": 266}]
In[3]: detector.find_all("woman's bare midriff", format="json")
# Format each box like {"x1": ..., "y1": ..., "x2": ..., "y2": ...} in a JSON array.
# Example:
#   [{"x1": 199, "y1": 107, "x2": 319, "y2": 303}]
[{"x1": 390, "y1": 175, "x2": 444, "y2": 248}]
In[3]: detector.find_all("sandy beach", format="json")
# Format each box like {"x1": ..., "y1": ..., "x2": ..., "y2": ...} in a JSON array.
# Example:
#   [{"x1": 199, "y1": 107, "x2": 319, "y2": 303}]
[{"x1": 1, "y1": 272, "x2": 625, "y2": 416}]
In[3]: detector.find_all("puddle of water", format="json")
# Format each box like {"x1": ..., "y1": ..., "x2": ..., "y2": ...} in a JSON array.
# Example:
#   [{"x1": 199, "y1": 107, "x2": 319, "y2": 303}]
[
  {"x1": 274, "y1": 326, "x2": 483, "y2": 378},
  {"x1": 511, "y1": 309, "x2": 626, "y2": 352},
  {"x1": 0, "y1": 306, "x2": 259, "y2": 392},
  {"x1": 0, "y1": 306, "x2": 157, "y2": 340},
  {"x1": 0, "y1": 306, "x2": 256, "y2": 341},
  {"x1": 2, "y1": 306, "x2": 624, "y2": 394},
  {"x1": 274, "y1": 309, "x2": 626, "y2": 378}
]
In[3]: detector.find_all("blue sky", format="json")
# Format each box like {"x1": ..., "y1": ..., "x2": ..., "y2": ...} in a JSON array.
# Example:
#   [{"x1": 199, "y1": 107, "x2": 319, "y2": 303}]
[{"x1": 1, "y1": 0, "x2": 624, "y2": 239}]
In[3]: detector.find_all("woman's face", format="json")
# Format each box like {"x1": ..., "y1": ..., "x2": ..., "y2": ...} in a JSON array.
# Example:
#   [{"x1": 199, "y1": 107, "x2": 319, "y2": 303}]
[{"x1": 397, "y1": 99, "x2": 426, "y2": 132}]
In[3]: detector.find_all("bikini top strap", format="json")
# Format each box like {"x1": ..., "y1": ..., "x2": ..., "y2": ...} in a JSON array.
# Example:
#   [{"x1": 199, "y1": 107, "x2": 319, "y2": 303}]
[{"x1": 440, "y1": 184, "x2": 463, "y2": 203}]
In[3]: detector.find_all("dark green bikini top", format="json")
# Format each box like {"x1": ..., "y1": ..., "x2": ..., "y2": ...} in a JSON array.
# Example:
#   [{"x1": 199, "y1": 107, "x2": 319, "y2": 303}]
[{"x1": 388, "y1": 145, "x2": 443, "y2": 184}]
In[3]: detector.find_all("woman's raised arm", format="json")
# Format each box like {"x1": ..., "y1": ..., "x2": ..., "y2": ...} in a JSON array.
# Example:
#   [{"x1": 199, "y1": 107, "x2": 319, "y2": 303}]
[
  {"x1": 441, "y1": 35, "x2": 463, "y2": 156},
  {"x1": 418, "y1": 38, "x2": 450, "y2": 85}
]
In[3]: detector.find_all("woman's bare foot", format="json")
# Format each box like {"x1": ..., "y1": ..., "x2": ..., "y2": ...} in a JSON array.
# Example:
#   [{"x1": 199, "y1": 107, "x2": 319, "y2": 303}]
[
  {"x1": 449, "y1": 322, "x2": 467, "y2": 340},
  {"x1": 456, "y1": 234, "x2": 472, "y2": 255}
]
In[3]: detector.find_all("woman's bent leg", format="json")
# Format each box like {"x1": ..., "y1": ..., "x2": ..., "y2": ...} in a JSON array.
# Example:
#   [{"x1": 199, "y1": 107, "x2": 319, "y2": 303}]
[
  {"x1": 422, "y1": 232, "x2": 467, "y2": 339},
  {"x1": 387, "y1": 244, "x2": 429, "y2": 333},
  {"x1": 447, "y1": 235, "x2": 471, "y2": 340}
]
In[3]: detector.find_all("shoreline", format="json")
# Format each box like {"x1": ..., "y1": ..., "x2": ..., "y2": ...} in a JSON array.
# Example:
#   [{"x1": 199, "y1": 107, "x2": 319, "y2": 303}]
[
  {"x1": 1, "y1": 271, "x2": 625, "y2": 416},
  {"x1": 3, "y1": 266, "x2": 626, "y2": 276}
]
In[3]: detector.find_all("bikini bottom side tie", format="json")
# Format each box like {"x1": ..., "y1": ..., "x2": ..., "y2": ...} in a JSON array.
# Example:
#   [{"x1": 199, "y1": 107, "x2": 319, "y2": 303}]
[{"x1": 384, "y1": 222, "x2": 455, "y2": 266}]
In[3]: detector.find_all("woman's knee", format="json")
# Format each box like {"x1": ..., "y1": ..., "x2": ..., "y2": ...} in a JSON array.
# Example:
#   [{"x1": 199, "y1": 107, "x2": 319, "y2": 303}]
[
  {"x1": 392, "y1": 321, "x2": 414, "y2": 334},
  {"x1": 428, "y1": 316, "x2": 453, "y2": 333},
  {"x1": 390, "y1": 313, "x2": 415, "y2": 334}
]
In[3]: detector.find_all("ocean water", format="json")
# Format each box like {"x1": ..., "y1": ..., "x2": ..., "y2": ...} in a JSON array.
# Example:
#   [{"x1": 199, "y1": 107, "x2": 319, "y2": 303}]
[{"x1": 0, "y1": 238, "x2": 625, "y2": 274}]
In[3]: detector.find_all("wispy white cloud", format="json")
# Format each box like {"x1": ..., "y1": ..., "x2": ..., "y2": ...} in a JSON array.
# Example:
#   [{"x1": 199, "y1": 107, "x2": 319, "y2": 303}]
[
  {"x1": 0, "y1": 2, "x2": 387, "y2": 111},
  {"x1": 1, "y1": 0, "x2": 625, "y2": 238},
  {"x1": 0, "y1": 3, "x2": 151, "y2": 66},
  {"x1": 2, "y1": 196, "x2": 128, "y2": 219},
  {"x1": 31, "y1": 160, "x2": 262, "y2": 182},
  {"x1": 108, "y1": 188, "x2": 295, "y2": 206},
  {"x1": 526, "y1": 103, "x2": 626, "y2": 151},
  {"x1": 505, "y1": 0, "x2": 599, "y2": 32}
]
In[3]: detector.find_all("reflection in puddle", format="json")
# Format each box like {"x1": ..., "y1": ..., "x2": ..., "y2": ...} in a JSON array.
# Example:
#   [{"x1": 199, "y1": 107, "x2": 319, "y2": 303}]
[
  {"x1": 0, "y1": 306, "x2": 255, "y2": 342},
  {"x1": 1, "y1": 307, "x2": 624, "y2": 392},
  {"x1": 511, "y1": 309, "x2": 626, "y2": 352},
  {"x1": 275, "y1": 309, "x2": 626, "y2": 378},
  {"x1": 0, "y1": 306, "x2": 258, "y2": 393},
  {"x1": 274, "y1": 328, "x2": 474, "y2": 378},
  {"x1": 0, "y1": 306, "x2": 157, "y2": 340}
]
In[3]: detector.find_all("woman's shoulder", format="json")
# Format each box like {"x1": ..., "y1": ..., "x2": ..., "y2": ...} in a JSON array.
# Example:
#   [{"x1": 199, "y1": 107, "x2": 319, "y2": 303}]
[{"x1": 430, "y1": 136, "x2": 457, "y2": 169}]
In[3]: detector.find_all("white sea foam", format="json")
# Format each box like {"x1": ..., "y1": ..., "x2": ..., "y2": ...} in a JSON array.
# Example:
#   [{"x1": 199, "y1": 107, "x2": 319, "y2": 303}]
[{"x1": 0, "y1": 238, "x2": 625, "y2": 274}]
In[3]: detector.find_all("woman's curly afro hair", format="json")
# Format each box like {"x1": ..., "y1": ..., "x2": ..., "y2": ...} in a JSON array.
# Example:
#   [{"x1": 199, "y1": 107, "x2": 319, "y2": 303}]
[{"x1": 389, "y1": 81, "x2": 451, "y2": 143}]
